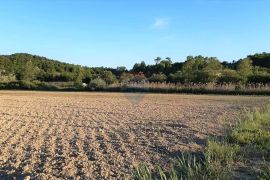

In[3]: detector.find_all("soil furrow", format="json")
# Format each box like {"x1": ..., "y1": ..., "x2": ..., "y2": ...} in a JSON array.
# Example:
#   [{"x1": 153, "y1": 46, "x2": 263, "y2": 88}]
[{"x1": 0, "y1": 92, "x2": 268, "y2": 179}]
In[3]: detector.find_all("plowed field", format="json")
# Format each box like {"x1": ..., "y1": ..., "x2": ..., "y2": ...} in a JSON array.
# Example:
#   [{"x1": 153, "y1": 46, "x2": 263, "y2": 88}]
[{"x1": 0, "y1": 91, "x2": 268, "y2": 179}]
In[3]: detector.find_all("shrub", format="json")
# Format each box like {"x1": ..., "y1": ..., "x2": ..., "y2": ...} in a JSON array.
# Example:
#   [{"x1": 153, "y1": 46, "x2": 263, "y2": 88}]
[
  {"x1": 0, "y1": 80, "x2": 58, "y2": 90},
  {"x1": 131, "y1": 73, "x2": 147, "y2": 83},
  {"x1": 169, "y1": 71, "x2": 184, "y2": 83},
  {"x1": 218, "y1": 69, "x2": 242, "y2": 84},
  {"x1": 195, "y1": 70, "x2": 221, "y2": 83},
  {"x1": 89, "y1": 78, "x2": 107, "y2": 90},
  {"x1": 248, "y1": 74, "x2": 270, "y2": 84},
  {"x1": 148, "y1": 73, "x2": 167, "y2": 83},
  {"x1": 0, "y1": 74, "x2": 16, "y2": 82},
  {"x1": 100, "y1": 70, "x2": 117, "y2": 85},
  {"x1": 120, "y1": 72, "x2": 134, "y2": 83}
]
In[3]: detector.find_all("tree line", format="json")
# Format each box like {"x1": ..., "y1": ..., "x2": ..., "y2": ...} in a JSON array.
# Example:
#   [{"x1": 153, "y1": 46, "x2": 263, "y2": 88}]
[{"x1": 0, "y1": 52, "x2": 270, "y2": 89}]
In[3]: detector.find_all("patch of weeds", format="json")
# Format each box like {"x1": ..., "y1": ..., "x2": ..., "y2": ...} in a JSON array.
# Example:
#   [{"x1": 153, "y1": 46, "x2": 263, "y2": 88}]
[
  {"x1": 206, "y1": 140, "x2": 240, "y2": 166},
  {"x1": 157, "y1": 166, "x2": 178, "y2": 180},
  {"x1": 259, "y1": 164, "x2": 270, "y2": 180},
  {"x1": 204, "y1": 140, "x2": 240, "y2": 179},
  {"x1": 134, "y1": 153, "x2": 229, "y2": 180},
  {"x1": 134, "y1": 164, "x2": 152, "y2": 180},
  {"x1": 230, "y1": 109, "x2": 270, "y2": 150},
  {"x1": 174, "y1": 153, "x2": 205, "y2": 179}
]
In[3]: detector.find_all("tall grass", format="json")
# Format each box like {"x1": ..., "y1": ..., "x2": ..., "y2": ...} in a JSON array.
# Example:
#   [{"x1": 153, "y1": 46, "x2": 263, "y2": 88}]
[
  {"x1": 111, "y1": 82, "x2": 270, "y2": 91},
  {"x1": 134, "y1": 105, "x2": 270, "y2": 179},
  {"x1": 2, "y1": 80, "x2": 270, "y2": 96},
  {"x1": 230, "y1": 108, "x2": 270, "y2": 150},
  {"x1": 2, "y1": 81, "x2": 270, "y2": 95},
  {"x1": 108, "y1": 82, "x2": 270, "y2": 95}
]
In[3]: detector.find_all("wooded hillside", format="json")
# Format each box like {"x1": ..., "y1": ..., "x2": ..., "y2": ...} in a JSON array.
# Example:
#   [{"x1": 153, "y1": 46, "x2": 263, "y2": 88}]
[{"x1": 1, "y1": 52, "x2": 270, "y2": 90}]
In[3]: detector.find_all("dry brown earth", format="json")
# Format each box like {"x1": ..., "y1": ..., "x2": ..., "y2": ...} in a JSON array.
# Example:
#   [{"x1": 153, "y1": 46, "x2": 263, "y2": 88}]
[{"x1": 0, "y1": 91, "x2": 268, "y2": 179}]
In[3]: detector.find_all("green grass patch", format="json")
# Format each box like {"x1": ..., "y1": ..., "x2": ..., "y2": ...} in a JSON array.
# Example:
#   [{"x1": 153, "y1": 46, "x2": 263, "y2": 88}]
[
  {"x1": 260, "y1": 164, "x2": 270, "y2": 180},
  {"x1": 230, "y1": 109, "x2": 270, "y2": 150}
]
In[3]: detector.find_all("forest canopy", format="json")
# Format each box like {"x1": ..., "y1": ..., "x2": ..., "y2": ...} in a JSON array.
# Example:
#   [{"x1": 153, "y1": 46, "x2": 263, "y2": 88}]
[{"x1": 0, "y1": 52, "x2": 270, "y2": 89}]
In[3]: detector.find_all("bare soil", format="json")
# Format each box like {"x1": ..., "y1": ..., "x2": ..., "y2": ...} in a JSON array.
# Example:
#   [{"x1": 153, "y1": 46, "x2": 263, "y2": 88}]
[{"x1": 0, "y1": 91, "x2": 268, "y2": 179}]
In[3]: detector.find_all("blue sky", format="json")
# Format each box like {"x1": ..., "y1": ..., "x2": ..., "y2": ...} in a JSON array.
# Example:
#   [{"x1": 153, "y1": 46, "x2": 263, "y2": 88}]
[{"x1": 0, "y1": 0, "x2": 270, "y2": 69}]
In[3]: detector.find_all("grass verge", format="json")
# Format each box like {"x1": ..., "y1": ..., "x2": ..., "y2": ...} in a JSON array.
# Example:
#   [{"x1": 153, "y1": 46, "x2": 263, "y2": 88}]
[
  {"x1": 134, "y1": 105, "x2": 270, "y2": 180},
  {"x1": 2, "y1": 81, "x2": 270, "y2": 96}
]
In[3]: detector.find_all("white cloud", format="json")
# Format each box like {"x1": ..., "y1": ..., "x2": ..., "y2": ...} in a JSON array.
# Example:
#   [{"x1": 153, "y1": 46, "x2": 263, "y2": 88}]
[{"x1": 152, "y1": 18, "x2": 170, "y2": 30}]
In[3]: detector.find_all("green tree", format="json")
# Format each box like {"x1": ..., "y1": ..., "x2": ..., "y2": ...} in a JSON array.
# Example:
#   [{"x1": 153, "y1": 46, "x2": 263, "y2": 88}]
[
  {"x1": 19, "y1": 61, "x2": 38, "y2": 81},
  {"x1": 0, "y1": 69, "x2": 16, "y2": 82},
  {"x1": 218, "y1": 69, "x2": 241, "y2": 84},
  {"x1": 74, "y1": 67, "x2": 84, "y2": 85},
  {"x1": 236, "y1": 58, "x2": 253, "y2": 82},
  {"x1": 120, "y1": 72, "x2": 134, "y2": 83},
  {"x1": 149, "y1": 73, "x2": 167, "y2": 82},
  {"x1": 181, "y1": 56, "x2": 206, "y2": 82},
  {"x1": 205, "y1": 57, "x2": 223, "y2": 71},
  {"x1": 89, "y1": 78, "x2": 106, "y2": 89},
  {"x1": 248, "y1": 52, "x2": 270, "y2": 68},
  {"x1": 165, "y1": 57, "x2": 172, "y2": 63},
  {"x1": 100, "y1": 70, "x2": 117, "y2": 85},
  {"x1": 169, "y1": 71, "x2": 184, "y2": 83},
  {"x1": 82, "y1": 69, "x2": 94, "y2": 84},
  {"x1": 131, "y1": 72, "x2": 147, "y2": 83},
  {"x1": 202, "y1": 57, "x2": 223, "y2": 82},
  {"x1": 181, "y1": 56, "x2": 223, "y2": 83},
  {"x1": 154, "y1": 57, "x2": 162, "y2": 64},
  {"x1": 116, "y1": 66, "x2": 127, "y2": 72},
  {"x1": 132, "y1": 61, "x2": 146, "y2": 73}
]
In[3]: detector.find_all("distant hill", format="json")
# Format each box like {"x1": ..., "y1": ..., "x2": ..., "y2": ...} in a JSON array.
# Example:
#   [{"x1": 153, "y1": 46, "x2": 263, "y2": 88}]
[
  {"x1": 1, "y1": 52, "x2": 270, "y2": 88},
  {"x1": 0, "y1": 53, "x2": 100, "y2": 83}
]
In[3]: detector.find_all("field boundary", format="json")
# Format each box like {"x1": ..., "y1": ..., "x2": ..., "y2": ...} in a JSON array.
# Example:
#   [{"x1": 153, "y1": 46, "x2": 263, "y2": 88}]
[{"x1": 1, "y1": 82, "x2": 270, "y2": 96}]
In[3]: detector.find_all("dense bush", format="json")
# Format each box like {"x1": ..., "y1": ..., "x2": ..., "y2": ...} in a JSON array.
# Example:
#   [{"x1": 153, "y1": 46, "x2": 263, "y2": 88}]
[
  {"x1": 0, "y1": 74, "x2": 16, "y2": 82},
  {"x1": 100, "y1": 70, "x2": 117, "y2": 85},
  {"x1": 218, "y1": 69, "x2": 241, "y2": 84},
  {"x1": 130, "y1": 73, "x2": 147, "y2": 83},
  {"x1": 148, "y1": 73, "x2": 167, "y2": 82},
  {"x1": 248, "y1": 52, "x2": 270, "y2": 68},
  {"x1": 120, "y1": 72, "x2": 134, "y2": 83},
  {"x1": 0, "y1": 81, "x2": 58, "y2": 90},
  {"x1": 248, "y1": 74, "x2": 270, "y2": 84},
  {"x1": 89, "y1": 78, "x2": 107, "y2": 90}
]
